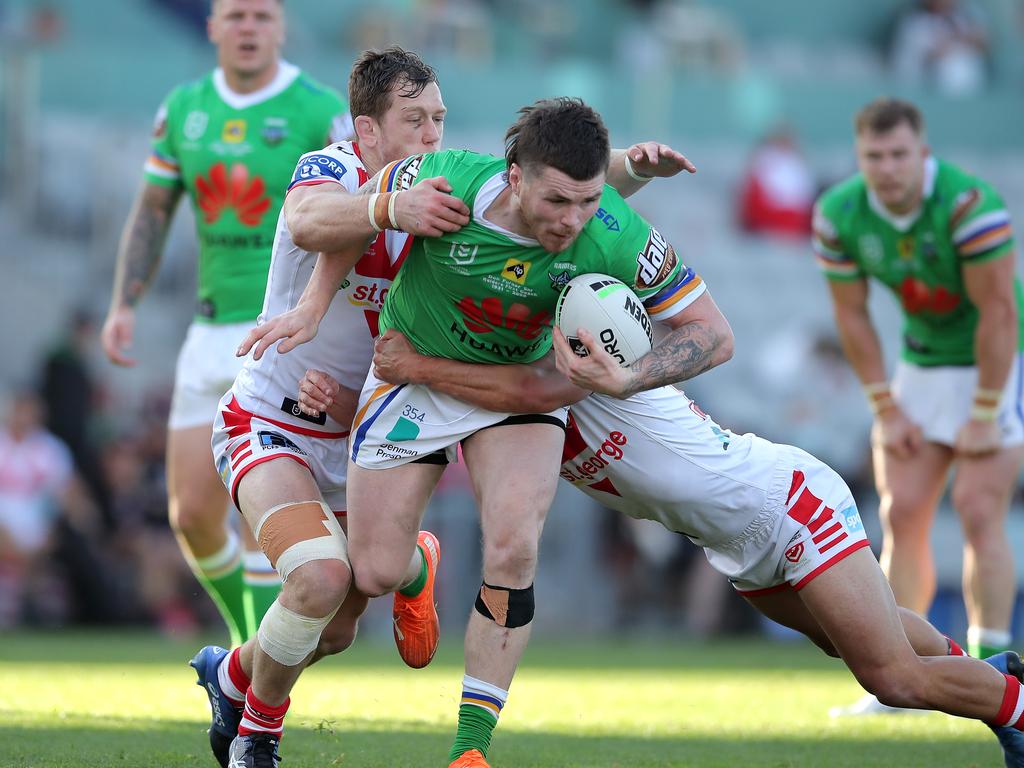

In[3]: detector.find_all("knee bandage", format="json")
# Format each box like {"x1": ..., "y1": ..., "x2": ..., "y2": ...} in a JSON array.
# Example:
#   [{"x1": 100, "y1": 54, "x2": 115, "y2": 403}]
[
  {"x1": 474, "y1": 582, "x2": 535, "y2": 628},
  {"x1": 258, "y1": 599, "x2": 338, "y2": 667},
  {"x1": 253, "y1": 500, "x2": 348, "y2": 582}
]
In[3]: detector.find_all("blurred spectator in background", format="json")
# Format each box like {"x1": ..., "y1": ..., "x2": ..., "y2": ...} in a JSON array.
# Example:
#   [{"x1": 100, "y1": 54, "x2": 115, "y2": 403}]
[
  {"x1": 890, "y1": 0, "x2": 991, "y2": 96},
  {"x1": 737, "y1": 126, "x2": 816, "y2": 238},
  {"x1": 0, "y1": 389, "x2": 72, "y2": 626},
  {"x1": 38, "y1": 308, "x2": 112, "y2": 526}
]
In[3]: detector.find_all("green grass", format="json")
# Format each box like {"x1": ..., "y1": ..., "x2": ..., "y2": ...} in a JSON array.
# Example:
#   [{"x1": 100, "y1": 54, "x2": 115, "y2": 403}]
[{"x1": 0, "y1": 631, "x2": 1004, "y2": 767}]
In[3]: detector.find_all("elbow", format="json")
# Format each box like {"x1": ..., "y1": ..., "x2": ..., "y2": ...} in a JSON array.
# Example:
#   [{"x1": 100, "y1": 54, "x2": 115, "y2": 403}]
[
  {"x1": 711, "y1": 323, "x2": 735, "y2": 369},
  {"x1": 289, "y1": 219, "x2": 319, "y2": 253},
  {"x1": 285, "y1": 205, "x2": 320, "y2": 253}
]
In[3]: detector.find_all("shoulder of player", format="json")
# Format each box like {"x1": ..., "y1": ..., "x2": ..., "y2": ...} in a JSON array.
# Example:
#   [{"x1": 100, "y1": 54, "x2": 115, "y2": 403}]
[
  {"x1": 288, "y1": 70, "x2": 346, "y2": 109},
  {"x1": 574, "y1": 185, "x2": 639, "y2": 251},
  {"x1": 933, "y1": 157, "x2": 1004, "y2": 209},
  {"x1": 161, "y1": 71, "x2": 215, "y2": 112},
  {"x1": 815, "y1": 172, "x2": 868, "y2": 230}
]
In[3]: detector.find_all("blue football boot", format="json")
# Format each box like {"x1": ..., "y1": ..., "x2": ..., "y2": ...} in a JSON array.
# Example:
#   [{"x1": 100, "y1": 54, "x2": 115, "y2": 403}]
[
  {"x1": 983, "y1": 651, "x2": 1024, "y2": 768},
  {"x1": 190, "y1": 645, "x2": 243, "y2": 768}
]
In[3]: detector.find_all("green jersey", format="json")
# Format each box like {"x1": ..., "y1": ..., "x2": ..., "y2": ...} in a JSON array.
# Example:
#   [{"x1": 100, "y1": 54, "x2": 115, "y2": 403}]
[
  {"x1": 144, "y1": 62, "x2": 350, "y2": 324},
  {"x1": 372, "y1": 150, "x2": 705, "y2": 363},
  {"x1": 813, "y1": 157, "x2": 1021, "y2": 366}
]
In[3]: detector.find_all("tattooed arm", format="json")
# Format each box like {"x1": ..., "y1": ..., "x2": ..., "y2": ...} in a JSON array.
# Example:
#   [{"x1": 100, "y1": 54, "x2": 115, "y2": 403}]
[
  {"x1": 552, "y1": 290, "x2": 734, "y2": 398},
  {"x1": 101, "y1": 182, "x2": 182, "y2": 366}
]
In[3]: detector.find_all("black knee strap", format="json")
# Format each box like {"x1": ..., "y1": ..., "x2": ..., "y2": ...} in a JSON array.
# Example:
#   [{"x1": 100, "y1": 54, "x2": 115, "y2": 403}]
[{"x1": 474, "y1": 581, "x2": 535, "y2": 628}]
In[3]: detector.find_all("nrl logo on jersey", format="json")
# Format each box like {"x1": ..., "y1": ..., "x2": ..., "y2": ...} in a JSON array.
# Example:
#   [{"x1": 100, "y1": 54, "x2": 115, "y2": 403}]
[
  {"x1": 448, "y1": 242, "x2": 478, "y2": 267},
  {"x1": 184, "y1": 110, "x2": 209, "y2": 141},
  {"x1": 858, "y1": 234, "x2": 884, "y2": 264}
]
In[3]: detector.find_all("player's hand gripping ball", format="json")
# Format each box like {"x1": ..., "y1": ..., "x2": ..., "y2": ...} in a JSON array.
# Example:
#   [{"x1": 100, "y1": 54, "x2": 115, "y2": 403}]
[{"x1": 554, "y1": 274, "x2": 653, "y2": 366}]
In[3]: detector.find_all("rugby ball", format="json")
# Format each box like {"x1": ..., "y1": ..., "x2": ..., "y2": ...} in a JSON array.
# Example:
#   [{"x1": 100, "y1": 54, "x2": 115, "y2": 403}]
[{"x1": 554, "y1": 274, "x2": 653, "y2": 366}]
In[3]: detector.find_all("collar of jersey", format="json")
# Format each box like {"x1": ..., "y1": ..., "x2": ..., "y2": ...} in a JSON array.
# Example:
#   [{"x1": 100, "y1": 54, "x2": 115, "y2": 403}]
[
  {"x1": 473, "y1": 172, "x2": 540, "y2": 246},
  {"x1": 212, "y1": 60, "x2": 299, "y2": 110},
  {"x1": 866, "y1": 155, "x2": 938, "y2": 232}
]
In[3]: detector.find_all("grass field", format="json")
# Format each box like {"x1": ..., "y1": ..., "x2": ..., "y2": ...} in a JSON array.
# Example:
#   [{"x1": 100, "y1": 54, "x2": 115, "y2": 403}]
[{"x1": 0, "y1": 631, "x2": 1004, "y2": 768}]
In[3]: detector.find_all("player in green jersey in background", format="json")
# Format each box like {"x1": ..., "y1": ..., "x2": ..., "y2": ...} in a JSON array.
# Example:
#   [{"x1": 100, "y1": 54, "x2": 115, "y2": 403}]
[
  {"x1": 814, "y1": 98, "x2": 1023, "y2": 715},
  {"x1": 100, "y1": 0, "x2": 350, "y2": 646}
]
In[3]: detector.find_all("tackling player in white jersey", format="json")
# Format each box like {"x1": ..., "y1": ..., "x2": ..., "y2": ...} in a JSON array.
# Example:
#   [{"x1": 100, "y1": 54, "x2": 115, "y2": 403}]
[
  {"x1": 190, "y1": 48, "x2": 469, "y2": 768},
  {"x1": 351, "y1": 326, "x2": 1024, "y2": 766}
]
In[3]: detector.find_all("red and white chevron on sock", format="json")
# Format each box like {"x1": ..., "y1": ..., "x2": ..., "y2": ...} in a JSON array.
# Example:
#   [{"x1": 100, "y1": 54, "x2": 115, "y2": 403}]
[
  {"x1": 217, "y1": 647, "x2": 248, "y2": 707},
  {"x1": 238, "y1": 688, "x2": 289, "y2": 737},
  {"x1": 993, "y1": 674, "x2": 1024, "y2": 731}
]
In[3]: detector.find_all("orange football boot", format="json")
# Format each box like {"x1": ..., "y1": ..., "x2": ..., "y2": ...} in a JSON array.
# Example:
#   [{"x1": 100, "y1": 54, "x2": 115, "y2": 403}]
[
  {"x1": 448, "y1": 749, "x2": 490, "y2": 768},
  {"x1": 392, "y1": 530, "x2": 440, "y2": 668}
]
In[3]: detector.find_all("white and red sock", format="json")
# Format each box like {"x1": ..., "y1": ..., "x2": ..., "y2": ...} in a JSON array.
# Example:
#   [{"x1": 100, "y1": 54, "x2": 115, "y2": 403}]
[
  {"x1": 238, "y1": 688, "x2": 289, "y2": 738},
  {"x1": 217, "y1": 647, "x2": 249, "y2": 708},
  {"x1": 992, "y1": 674, "x2": 1024, "y2": 732}
]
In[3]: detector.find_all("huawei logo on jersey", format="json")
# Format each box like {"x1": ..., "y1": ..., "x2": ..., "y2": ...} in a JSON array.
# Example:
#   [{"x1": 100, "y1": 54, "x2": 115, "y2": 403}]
[
  {"x1": 195, "y1": 162, "x2": 271, "y2": 226},
  {"x1": 455, "y1": 296, "x2": 551, "y2": 340},
  {"x1": 899, "y1": 276, "x2": 961, "y2": 315}
]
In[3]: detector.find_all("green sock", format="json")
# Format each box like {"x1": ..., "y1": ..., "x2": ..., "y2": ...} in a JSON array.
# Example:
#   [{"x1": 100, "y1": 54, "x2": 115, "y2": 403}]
[
  {"x1": 399, "y1": 547, "x2": 427, "y2": 598},
  {"x1": 242, "y1": 550, "x2": 281, "y2": 640},
  {"x1": 194, "y1": 538, "x2": 246, "y2": 647},
  {"x1": 448, "y1": 705, "x2": 498, "y2": 761},
  {"x1": 968, "y1": 627, "x2": 1012, "y2": 659}
]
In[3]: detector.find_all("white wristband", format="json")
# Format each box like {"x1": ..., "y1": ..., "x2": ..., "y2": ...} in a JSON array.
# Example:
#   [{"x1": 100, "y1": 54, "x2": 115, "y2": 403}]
[
  {"x1": 387, "y1": 190, "x2": 401, "y2": 230},
  {"x1": 368, "y1": 193, "x2": 383, "y2": 232},
  {"x1": 623, "y1": 154, "x2": 653, "y2": 182}
]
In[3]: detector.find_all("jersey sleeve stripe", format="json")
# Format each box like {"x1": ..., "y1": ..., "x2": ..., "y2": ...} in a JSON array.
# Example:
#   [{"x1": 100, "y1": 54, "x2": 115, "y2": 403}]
[
  {"x1": 144, "y1": 152, "x2": 180, "y2": 179},
  {"x1": 285, "y1": 177, "x2": 344, "y2": 194},
  {"x1": 953, "y1": 210, "x2": 1010, "y2": 246},
  {"x1": 955, "y1": 218, "x2": 1013, "y2": 257},
  {"x1": 386, "y1": 160, "x2": 403, "y2": 191},
  {"x1": 815, "y1": 255, "x2": 862, "y2": 277},
  {"x1": 643, "y1": 269, "x2": 707, "y2": 320}
]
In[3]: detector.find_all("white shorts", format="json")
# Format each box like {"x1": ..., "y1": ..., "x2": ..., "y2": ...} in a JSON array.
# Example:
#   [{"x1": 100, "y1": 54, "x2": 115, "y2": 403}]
[
  {"x1": 722, "y1": 446, "x2": 871, "y2": 594},
  {"x1": 350, "y1": 369, "x2": 568, "y2": 470},
  {"x1": 892, "y1": 354, "x2": 1024, "y2": 447},
  {"x1": 212, "y1": 392, "x2": 349, "y2": 513},
  {"x1": 169, "y1": 321, "x2": 251, "y2": 430}
]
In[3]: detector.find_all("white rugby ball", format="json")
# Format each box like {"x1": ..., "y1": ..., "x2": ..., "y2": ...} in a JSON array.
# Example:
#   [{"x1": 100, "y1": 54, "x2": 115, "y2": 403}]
[{"x1": 554, "y1": 273, "x2": 653, "y2": 366}]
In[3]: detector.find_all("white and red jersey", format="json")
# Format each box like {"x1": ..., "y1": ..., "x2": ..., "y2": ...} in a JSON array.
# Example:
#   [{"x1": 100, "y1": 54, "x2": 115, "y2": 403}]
[
  {"x1": 231, "y1": 141, "x2": 411, "y2": 435},
  {"x1": 563, "y1": 387, "x2": 869, "y2": 590},
  {"x1": 0, "y1": 427, "x2": 73, "y2": 552},
  {"x1": 563, "y1": 386, "x2": 780, "y2": 549}
]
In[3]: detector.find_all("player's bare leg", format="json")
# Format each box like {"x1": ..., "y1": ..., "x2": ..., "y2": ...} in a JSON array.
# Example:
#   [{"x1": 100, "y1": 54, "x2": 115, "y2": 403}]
[
  {"x1": 952, "y1": 445, "x2": 1023, "y2": 657},
  {"x1": 448, "y1": 423, "x2": 563, "y2": 766},
  {"x1": 168, "y1": 423, "x2": 248, "y2": 645},
  {"x1": 799, "y1": 547, "x2": 1017, "y2": 717},
  {"x1": 747, "y1": 588, "x2": 950, "y2": 659},
  {"x1": 346, "y1": 460, "x2": 445, "y2": 597},
  {"x1": 873, "y1": 439, "x2": 952, "y2": 614}
]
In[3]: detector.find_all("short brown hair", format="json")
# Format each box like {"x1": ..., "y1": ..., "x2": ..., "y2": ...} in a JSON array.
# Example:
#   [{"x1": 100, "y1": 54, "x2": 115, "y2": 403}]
[
  {"x1": 854, "y1": 97, "x2": 925, "y2": 136},
  {"x1": 348, "y1": 47, "x2": 437, "y2": 122},
  {"x1": 504, "y1": 97, "x2": 609, "y2": 181}
]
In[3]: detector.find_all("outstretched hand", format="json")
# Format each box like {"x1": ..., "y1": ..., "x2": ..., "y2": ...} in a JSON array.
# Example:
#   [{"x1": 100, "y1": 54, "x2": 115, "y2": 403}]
[
  {"x1": 626, "y1": 142, "x2": 696, "y2": 178},
  {"x1": 236, "y1": 304, "x2": 322, "y2": 361}
]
